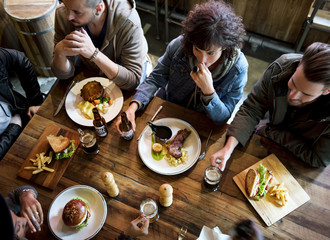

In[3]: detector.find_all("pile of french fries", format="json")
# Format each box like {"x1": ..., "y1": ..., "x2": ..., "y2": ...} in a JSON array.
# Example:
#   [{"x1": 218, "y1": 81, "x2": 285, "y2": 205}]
[
  {"x1": 24, "y1": 152, "x2": 55, "y2": 174},
  {"x1": 269, "y1": 183, "x2": 289, "y2": 206}
]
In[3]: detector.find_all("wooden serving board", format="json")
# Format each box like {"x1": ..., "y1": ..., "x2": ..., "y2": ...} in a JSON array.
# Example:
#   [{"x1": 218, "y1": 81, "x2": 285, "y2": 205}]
[
  {"x1": 233, "y1": 154, "x2": 310, "y2": 226},
  {"x1": 17, "y1": 124, "x2": 80, "y2": 190}
]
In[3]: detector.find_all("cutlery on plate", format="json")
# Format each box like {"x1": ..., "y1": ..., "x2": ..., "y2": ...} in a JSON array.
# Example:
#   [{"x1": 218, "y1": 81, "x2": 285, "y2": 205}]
[
  {"x1": 137, "y1": 105, "x2": 163, "y2": 141},
  {"x1": 198, "y1": 128, "x2": 214, "y2": 161},
  {"x1": 178, "y1": 225, "x2": 187, "y2": 240},
  {"x1": 54, "y1": 79, "x2": 76, "y2": 117}
]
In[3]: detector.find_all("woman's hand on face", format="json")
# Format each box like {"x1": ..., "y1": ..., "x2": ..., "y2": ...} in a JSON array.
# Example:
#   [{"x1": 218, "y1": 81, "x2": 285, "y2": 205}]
[
  {"x1": 19, "y1": 190, "x2": 43, "y2": 233},
  {"x1": 190, "y1": 63, "x2": 215, "y2": 96}
]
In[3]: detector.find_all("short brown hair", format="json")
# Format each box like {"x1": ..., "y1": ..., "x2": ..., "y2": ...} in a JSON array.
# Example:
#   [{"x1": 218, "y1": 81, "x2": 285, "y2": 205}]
[
  {"x1": 181, "y1": 0, "x2": 245, "y2": 62},
  {"x1": 300, "y1": 42, "x2": 330, "y2": 87},
  {"x1": 84, "y1": 0, "x2": 102, "y2": 8}
]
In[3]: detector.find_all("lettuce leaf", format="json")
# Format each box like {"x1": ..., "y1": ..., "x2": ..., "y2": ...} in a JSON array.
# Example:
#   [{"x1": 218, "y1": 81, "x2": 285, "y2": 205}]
[{"x1": 256, "y1": 164, "x2": 267, "y2": 197}]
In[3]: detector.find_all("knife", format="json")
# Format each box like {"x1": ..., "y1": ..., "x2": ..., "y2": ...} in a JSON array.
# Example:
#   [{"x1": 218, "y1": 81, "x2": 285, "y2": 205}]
[{"x1": 53, "y1": 80, "x2": 76, "y2": 117}]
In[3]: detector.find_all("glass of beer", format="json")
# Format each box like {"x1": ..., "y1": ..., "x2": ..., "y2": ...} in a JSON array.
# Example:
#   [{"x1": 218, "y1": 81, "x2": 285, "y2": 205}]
[
  {"x1": 140, "y1": 198, "x2": 159, "y2": 223},
  {"x1": 202, "y1": 166, "x2": 222, "y2": 192},
  {"x1": 78, "y1": 129, "x2": 99, "y2": 154}
]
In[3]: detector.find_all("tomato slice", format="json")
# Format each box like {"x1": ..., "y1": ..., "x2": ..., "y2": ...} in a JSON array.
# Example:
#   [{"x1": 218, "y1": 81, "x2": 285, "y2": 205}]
[{"x1": 152, "y1": 143, "x2": 163, "y2": 153}]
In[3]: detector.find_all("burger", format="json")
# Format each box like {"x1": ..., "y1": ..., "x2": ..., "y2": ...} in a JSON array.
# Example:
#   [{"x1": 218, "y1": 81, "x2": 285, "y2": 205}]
[
  {"x1": 47, "y1": 135, "x2": 76, "y2": 160},
  {"x1": 245, "y1": 164, "x2": 273, "y2": 200},
  {"x1": 62, "y1": 198, "x2": 91, "y2": 229}
]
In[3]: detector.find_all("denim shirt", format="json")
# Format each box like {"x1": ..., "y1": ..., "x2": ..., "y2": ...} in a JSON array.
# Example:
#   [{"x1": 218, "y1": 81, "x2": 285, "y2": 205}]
[{"x1": 133, "y1": 36, "x2": 248, "y2": 125}]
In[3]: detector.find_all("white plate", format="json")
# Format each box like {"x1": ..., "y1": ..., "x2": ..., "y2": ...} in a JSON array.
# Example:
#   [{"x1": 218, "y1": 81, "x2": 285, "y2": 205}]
[
  {"x1": 48, "y1": 185, "x2": 107, "y2": 240},
  {"x1": 65, "y1": 77, "x2": 123, "y2": 126},
  {"x1": 138, "y1": 118, "x2": 201, "y2": 175}
]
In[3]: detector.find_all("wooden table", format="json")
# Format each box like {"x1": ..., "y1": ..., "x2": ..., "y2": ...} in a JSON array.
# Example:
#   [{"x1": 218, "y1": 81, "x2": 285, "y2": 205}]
[{"x1": 0, "y1": 79, "x2": 329, "y2": 240}]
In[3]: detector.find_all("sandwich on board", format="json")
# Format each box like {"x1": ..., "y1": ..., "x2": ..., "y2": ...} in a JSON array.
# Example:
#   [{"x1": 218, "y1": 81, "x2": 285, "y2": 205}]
[{"x1": 245, "y1": 164, "x2": 273, "y2": 200}]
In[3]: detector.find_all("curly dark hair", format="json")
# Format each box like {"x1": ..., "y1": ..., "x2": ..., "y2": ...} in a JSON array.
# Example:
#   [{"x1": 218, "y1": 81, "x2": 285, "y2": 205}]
[
  {"x1": 181, "y1": 0, "x2": 245, "y2": 62},
  {"x1": 300, "y1": 42, "x2": 330, "y2": 87}
]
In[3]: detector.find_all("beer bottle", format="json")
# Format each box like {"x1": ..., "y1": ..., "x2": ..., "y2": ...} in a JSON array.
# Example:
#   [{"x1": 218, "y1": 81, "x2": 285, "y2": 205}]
[
  {"x1": 93, "y1": 108, "x2": 108, "y2": 137},
  {"x1": 120, "y1": 112, "x2": 134, "y2": 140}
]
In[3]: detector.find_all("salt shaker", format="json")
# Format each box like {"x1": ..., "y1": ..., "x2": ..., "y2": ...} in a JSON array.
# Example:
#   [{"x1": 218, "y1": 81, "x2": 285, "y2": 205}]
[
  {"x1": 101, "y1": 172, "x2": 119, "y2": 197},
  {"x1": 159, "y1": 183, "x2": 173, "y2": 207}
]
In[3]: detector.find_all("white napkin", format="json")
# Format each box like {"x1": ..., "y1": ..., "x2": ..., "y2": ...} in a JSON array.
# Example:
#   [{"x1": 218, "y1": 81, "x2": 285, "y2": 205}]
[{"x1": 196, "y1": 225, "x2": 231, "y2": 240}]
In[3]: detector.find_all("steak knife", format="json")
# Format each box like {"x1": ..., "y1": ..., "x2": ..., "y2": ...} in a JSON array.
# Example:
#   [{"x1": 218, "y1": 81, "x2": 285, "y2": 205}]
[{"x1": 53, "y1": 80, "x2": 76, "y2": 117}]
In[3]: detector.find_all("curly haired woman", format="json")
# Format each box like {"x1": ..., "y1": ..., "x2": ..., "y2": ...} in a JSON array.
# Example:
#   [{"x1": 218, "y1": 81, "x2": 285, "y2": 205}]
[{"x1": 116, "y1": 0, "x2": 248, "y2": 134}]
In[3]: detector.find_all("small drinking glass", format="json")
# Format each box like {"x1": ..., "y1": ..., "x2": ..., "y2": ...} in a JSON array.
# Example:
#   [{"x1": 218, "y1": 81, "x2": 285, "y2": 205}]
[
  {"x1": 202, "y1": 166, "x2": 222, "y2": 192},
  {"x1": 78, "y1": 129, "x2": 99, "y2": 154},
  {"x1": 140, "y1": 198, "x2": 159, "y2": 223}
]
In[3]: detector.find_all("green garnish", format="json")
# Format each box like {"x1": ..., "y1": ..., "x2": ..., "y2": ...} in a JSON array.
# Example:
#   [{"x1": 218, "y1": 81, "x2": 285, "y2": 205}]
[{"x1": 151, "y1": 133, "x2": 163, "y2": 161}]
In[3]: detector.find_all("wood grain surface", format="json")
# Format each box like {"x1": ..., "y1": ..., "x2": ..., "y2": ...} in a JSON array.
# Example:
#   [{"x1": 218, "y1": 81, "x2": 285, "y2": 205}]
[
  {"x1": 17, "y1": 124, "x2": 80, "y2": 190},
  {"x1": 0, "y1": 79, "x2": 329, "y2": 240},
  {"x1": 233, "y1": 154, "x2": 310, "y2": 226}
]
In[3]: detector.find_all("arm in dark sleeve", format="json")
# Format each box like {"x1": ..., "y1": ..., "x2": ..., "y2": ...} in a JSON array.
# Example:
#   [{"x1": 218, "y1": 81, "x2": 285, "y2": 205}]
[
  {"x1": 0, "y1": 123, "x2": 22, "y2": 160},
  {"x1": 5, "y1": 186, "x2": 37, "y2": 215},
  {"x1": 227, "y1": 62, "x2": 275, "y2": 146},
  {"x1": 266, "y1": 125, "x2": 330, "y2": 167},
  {"x1": 1, "y1": 48, "x2": 44, "y2": 106}
]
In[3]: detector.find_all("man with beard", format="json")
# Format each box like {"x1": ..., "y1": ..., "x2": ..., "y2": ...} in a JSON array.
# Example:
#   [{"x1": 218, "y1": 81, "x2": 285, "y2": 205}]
[
  {"x1": 210, "y1": 42, "x2": 330, "y2": 169},
  {"x1": 51, "y1": 0, "x2": 148, "y2": 90}
]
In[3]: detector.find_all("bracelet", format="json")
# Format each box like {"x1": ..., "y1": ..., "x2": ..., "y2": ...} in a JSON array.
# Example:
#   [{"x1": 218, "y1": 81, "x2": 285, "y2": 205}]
[{"x1": 89, "y1": 48, "x2": 99, "y2": 62}]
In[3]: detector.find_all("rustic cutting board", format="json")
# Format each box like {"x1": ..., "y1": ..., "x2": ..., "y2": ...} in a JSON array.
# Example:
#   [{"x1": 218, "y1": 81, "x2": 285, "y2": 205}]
[
  {"x1": 233, "y1": 154, "x2": 310, "y2": 226},
  {"x1": 17, "y1": 124, "x2": 80, "y2": 190}
]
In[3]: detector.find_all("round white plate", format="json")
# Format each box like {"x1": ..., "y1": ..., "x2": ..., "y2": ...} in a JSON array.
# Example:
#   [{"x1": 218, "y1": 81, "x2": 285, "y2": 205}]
[
  {"x1": 138, "y1": 118, "x2": 201, "y2": 175},
  {"x1": 65, "y1": 77, "x2": 123, "y2": 126},
  {"x1": 48, "y1": 185, "x2": 107, "y2": 240}
]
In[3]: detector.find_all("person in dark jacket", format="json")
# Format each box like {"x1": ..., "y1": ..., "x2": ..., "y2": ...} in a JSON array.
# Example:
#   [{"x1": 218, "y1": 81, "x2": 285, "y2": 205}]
[
  {"x1": 1, "y1": 185, "x2": 43, "y2": 240},
  {"x1": 210, "y1": 42, "x2": 330, "y2": 170},
  {"x1": 0, "y1": 48, "x2": 44, "y2": 160}
]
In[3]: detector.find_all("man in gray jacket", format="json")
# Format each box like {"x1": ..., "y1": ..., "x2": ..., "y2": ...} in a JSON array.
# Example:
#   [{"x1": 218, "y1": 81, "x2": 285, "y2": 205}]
[
  {"x1": 210, "y1": 42, "x2": 330, "y2": 169},
  {"x1": 51, "y1": 0, "x2": 148, "y2": 90}
]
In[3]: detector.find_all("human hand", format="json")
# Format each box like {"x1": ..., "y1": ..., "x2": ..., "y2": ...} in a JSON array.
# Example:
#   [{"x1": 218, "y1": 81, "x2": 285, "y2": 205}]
[
  {"x1": 10, "y1": 114, "x2": 22, "y2": 127},
  {"x1": 190, "y1": 63, "x2": 215, "y2": 96},
  {"x1": 210, "y1": 148, "x2": 232, "y2": 171},
  {"x1": 19, "y1": 190, "x2": 43, "y2": 233},
  {"x1": 27, "y1": 106, "x2": 40, "y2": 118},
  {"x1": 64, "y1": 28, "x2": 96, "y2": 59},
  {"x1": 127, "y1": 214, "x2": 149, "y2": 237},
  {"x1": 115, "y1": 103, "x2": 138, "y2": 136}
]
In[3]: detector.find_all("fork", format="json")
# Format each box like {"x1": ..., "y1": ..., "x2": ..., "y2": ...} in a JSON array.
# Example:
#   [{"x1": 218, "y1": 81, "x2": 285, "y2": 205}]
[
  {"x1": 198, "y1": 128, "x2": 214, "y2": 161},
  {"x1": 178, "y1": 225, "x2": 188, "y2": 240}
]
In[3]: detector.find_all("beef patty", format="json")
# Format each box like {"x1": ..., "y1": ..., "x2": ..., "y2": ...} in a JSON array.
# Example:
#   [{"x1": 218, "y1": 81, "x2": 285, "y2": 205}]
[{"x1": 80, "y1": 81, "x2": 104, "y2": 102}]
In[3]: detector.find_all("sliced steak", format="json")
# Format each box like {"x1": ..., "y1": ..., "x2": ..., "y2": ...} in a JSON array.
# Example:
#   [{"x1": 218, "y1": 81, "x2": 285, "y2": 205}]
[{"x1": 167, "y1": 129, "x2": 191, "y2": 158}]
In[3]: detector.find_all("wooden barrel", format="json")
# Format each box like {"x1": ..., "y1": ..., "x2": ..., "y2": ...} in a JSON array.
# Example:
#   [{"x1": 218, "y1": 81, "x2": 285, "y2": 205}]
[
  {"x1": 4, "y1": 0, "x2": 57, "y2": 77},
  {"x1": 0, "y1": 0, "x2": 23, "y2": 50}
]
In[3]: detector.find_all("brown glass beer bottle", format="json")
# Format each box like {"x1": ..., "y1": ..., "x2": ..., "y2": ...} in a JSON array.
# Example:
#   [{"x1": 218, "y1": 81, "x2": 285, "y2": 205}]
[
  {"x1": 120, "y1": 112, "x2": 134, "y2": 140},
  {"x1": 93, "y1": 108, "x2": 108, "y2": 137}
]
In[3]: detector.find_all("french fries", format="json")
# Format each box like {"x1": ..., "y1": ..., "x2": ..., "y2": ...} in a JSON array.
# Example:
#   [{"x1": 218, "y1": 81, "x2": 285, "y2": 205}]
[
  {"x1": 24, "y1": 152, "x2": 54, "y2": 174},
  {"x1": 269, "y1": 183, "x2": 289, "y2": 206}
]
